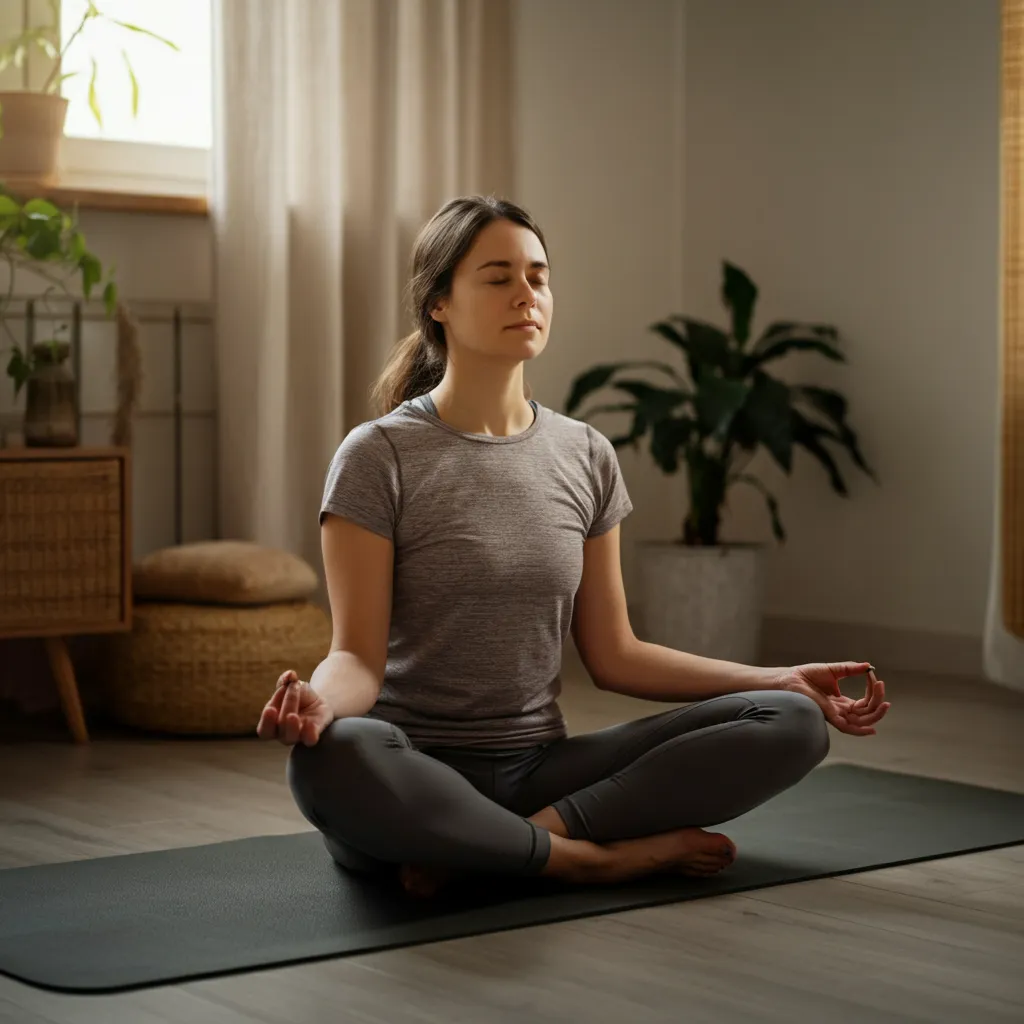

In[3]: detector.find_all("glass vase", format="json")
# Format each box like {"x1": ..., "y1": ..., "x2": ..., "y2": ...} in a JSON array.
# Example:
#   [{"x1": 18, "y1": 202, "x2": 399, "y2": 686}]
[{"x1": 24, "y1": 341, "x2": 78, "y2": 447}]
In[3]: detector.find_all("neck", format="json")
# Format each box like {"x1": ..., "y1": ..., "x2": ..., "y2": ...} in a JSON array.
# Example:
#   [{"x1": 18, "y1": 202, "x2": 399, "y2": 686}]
[{"x1": 430, "y1": 359, "x2": 533, "y2": 437}]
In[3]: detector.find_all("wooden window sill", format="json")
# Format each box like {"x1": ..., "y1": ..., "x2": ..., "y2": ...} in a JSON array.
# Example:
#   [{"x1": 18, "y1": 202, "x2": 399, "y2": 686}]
[{"x1": 6, "y1": 182, "x2": 208, "y2": 218}]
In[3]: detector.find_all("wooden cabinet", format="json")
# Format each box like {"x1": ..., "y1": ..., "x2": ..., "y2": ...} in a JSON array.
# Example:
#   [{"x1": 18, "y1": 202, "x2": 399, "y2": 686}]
[{"x1": 0, "y1": 446, "x2": 132, "y2": 742}]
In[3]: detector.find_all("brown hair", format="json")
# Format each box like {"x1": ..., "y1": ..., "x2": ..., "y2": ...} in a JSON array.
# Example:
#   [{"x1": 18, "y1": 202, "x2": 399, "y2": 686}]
[{"x1": 369, "y1": 194, "x2": 548, "y2": 417}]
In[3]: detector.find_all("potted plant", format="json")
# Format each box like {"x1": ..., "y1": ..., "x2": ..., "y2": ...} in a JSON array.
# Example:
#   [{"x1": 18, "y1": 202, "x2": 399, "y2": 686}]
[
  {"x1": 0, "y1": 187, "x2": 116, "y2": 445},
  {"x1": 565, "y1": 260, "x2": 877, "y2": 663},
  {"x1": 0, "y1": 1, "x2": 177, "y2": 186}
]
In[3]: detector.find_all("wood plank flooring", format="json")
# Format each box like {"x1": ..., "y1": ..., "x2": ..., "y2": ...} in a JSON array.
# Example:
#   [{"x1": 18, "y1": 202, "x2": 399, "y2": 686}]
[{"x1": 1, "y1": 653, "x2": 1022, "y2": 1023}]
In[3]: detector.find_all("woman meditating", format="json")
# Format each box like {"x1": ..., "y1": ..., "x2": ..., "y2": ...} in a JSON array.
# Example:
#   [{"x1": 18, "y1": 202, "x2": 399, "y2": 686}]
[{"x1": 257, "y1": 195, "x2": 890, "y2": 898}]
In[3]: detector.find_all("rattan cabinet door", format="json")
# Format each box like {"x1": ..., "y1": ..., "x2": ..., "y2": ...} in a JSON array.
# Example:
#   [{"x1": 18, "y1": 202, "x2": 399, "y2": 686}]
[{"x1": 0, "y1": 456, "x2": 126, "y2": 635}]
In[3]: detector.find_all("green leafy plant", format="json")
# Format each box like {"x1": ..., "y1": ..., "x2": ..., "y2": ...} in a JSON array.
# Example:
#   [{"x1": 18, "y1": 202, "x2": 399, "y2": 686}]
[
  {"x1": 565, "y1": 261, "x2": 877, "y2": 546},
  {"x1": 0, "y1": 0, "x2": 178, "y2": 129},
  {"x1": 0, "y1": 187, "x2": 116, "y2": 395}
]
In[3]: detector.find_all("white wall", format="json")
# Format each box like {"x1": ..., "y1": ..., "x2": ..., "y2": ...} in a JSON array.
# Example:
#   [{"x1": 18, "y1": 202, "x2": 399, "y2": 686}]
[
  {"x1": 681, "y1": 0, "x2": 1000, "y2": 672},
  {"x1": 75, "y1": 211, "x2": 212, "y2": 305},
  {"x1": 516, "y1": 0, "x2": 1001, "y2": 674},
  {"x1": 513, "y1": 0, "x2": 689, "y2": 604}
]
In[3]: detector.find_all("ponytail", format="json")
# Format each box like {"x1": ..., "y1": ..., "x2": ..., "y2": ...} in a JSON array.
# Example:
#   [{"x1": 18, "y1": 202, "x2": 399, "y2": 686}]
[
  {"x1": 369, "y1": 329, "x2": 446, "y2": 418},
  {"x1": 369, "y1": 326, "x2": 532, "y2": 419}
]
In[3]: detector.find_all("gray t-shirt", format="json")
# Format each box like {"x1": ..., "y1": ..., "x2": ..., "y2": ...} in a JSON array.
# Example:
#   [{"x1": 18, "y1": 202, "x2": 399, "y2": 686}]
[{"x1": 319, "y1": 392, "x2": 633, "y2": 749}]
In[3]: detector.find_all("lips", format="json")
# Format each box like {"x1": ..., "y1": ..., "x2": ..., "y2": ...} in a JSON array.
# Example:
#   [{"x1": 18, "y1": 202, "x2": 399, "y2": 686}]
[{"x1": 506, "y1": 322, "x2": 539, "y2": 329}]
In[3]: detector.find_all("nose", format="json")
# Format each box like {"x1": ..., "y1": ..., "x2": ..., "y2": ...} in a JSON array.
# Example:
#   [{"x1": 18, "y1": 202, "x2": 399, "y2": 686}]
[{"x1": 513, "y1": 279, "x2": 539, "y2": 307}]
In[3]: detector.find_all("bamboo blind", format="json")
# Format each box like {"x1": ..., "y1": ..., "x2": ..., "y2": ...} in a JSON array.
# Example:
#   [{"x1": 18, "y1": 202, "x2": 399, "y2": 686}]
[{"x1": 1003, "y1": 0, "x2": 1024, "y2": 639}]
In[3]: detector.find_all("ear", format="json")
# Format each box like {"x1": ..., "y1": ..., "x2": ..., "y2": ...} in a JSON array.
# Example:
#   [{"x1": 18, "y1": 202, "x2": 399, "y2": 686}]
[{"x1": 430, "y1": 297, "x2": 448, "y2": 323}]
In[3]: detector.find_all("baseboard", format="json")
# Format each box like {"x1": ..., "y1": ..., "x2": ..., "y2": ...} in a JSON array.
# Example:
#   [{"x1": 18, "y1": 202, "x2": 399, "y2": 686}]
[
  {"x1": 759, "y1": 615, "x2": 983, "y2": 679},
  {"x1": 625, "y1": 604, "x2": 983, "y2": 679}
]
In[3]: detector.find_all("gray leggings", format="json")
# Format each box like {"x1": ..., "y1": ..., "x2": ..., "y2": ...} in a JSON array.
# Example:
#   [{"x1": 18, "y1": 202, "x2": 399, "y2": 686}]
[{"x1": 286, "y1": 689, "x2": 829, "y2": 877}]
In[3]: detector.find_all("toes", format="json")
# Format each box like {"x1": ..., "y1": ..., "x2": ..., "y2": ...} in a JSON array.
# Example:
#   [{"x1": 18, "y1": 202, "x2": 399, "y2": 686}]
[{"x1": 714, "y1": 837, "x2": 737, "y2": 861}]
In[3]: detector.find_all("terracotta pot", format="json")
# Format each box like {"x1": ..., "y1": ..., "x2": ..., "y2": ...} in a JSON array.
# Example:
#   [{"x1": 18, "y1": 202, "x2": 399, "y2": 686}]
[{"x1": 0, "y1": 92, "x2": 68, "y2": 187}]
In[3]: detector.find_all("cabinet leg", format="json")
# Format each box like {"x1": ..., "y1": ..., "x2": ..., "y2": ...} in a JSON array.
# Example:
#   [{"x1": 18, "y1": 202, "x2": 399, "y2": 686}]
[{"x1": 45, "y1": 636, "x2": 89, "y2": 744}]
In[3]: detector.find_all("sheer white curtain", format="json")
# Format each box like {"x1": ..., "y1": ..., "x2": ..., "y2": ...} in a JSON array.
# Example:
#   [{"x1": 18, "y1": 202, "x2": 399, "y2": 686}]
[{"x1": 211, "y1": 0, "x2": 515, "y2": 578}]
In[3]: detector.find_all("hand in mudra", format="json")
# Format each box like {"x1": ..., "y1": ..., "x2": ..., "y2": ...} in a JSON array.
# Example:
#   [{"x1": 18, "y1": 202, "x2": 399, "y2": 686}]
[
  {"x1": 774, "y1": 661, "x2": 890, "y2": 737},
  {"x1": 257, "y1": 669, "x2": 334, "y2": 746}
]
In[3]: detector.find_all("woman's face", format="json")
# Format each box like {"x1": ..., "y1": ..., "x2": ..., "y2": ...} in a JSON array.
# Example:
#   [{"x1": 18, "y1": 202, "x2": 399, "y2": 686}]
[{"x1": 431, "y1": 218, "x2": 552, "y2": 363}]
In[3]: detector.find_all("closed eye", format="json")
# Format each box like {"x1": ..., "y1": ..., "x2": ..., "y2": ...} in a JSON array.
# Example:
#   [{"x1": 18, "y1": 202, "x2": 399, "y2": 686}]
[{"x1": 489, "y1": 279, "x2": 548, "y2": 286}]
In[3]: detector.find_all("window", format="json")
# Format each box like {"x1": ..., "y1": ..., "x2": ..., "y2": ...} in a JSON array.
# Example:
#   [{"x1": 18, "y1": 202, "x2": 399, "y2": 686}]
[{"x1": 58, "y1": 0, "x2": 212, "y2": 196}]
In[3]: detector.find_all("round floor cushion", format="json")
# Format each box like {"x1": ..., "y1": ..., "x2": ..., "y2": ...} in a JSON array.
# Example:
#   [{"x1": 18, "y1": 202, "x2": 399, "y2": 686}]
[
  {"x1": 133, "y1": 540, "x2": 319, "y2": 606},
  {"x1": 105, "y1": 600, "x2": 333, "y2": 735}
]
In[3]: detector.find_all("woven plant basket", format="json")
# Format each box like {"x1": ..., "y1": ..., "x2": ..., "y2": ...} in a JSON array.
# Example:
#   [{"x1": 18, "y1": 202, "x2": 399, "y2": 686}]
[{"x1": 104, "y1": 600, "x2": 332, "y2": 735}]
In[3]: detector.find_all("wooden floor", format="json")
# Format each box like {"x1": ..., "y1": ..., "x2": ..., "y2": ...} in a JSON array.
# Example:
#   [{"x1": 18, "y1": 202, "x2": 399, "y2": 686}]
[{"x1": 1, "y1": 656, "x2": 1023, "y2": 1023}]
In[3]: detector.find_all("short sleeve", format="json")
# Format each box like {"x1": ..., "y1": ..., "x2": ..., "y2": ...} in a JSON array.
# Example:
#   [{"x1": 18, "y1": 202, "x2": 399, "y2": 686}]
[
  {"x1": 586, "y1": 424, "x2": 633, "y2": 538},
  {"x1": 319, "y1": 422, "x2": 400, "y2": 540}
]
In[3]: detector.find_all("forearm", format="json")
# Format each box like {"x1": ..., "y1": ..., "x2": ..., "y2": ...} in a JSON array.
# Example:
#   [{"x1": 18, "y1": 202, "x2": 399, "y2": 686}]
[
  {"x1": 599, "y1": 638, "x2": 783, "y2": 702},
  {"x1": 309, "y1": 650, "x2": 381, "y2": 719}
]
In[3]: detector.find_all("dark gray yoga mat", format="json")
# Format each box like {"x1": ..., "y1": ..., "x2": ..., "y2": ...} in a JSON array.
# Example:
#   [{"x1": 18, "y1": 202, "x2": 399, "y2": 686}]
[{"x1": 2, "y1": 763, "x2": 1022, "y2": 994}]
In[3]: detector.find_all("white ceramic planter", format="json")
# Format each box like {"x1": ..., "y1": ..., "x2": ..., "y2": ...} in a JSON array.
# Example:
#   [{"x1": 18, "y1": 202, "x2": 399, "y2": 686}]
[
  {"x1": 636, "y1": 540, "x2": 766, "y2": 664},
  {"x1": 0, "y1": 92, "x2": 68, "y2": 187}
]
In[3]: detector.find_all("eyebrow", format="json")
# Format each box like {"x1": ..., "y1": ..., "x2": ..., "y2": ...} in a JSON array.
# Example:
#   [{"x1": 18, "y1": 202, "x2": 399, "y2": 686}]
[{"x1": 476, "y1": 259, "x2": 549, "y2": 272}]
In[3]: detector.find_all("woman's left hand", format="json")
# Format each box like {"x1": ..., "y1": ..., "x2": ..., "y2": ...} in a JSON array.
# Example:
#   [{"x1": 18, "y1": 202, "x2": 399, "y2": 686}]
[{"x1": 772, "y1": 661, "x2": 890, "y2": 737}]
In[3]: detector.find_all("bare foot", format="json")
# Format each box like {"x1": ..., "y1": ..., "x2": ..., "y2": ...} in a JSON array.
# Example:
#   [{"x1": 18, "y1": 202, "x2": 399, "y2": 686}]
[
  {"x1": 546, "y1": 827, "x2": 737, "y2": 885},
  {"x1": 399, "y1": 827, "x2": 738, "y2": 897},
  {"x1": 398, "y1": 862, "x2": 454, "y2": 898}
]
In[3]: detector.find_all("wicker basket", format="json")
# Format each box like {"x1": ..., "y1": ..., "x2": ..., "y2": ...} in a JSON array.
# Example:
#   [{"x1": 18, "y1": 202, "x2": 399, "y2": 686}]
[{"x1": 104, "y1": 600, "x2": 332, "y2": 735}]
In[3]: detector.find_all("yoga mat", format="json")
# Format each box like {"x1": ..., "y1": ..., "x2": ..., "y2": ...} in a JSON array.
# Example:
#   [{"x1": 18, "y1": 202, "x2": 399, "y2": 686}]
[{"x1": 1, "y1": 763, "x2": 1022, "y2": 994}]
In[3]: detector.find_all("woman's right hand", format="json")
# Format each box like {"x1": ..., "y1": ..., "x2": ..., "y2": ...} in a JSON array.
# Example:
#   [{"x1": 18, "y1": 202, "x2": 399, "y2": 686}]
[{"x1": 257, "y1": 669, "x2": 335, "y2": 746}]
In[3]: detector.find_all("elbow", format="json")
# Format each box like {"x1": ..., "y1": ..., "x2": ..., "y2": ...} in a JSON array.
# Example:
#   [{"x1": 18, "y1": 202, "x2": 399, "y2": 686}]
[
  {"x1": 584, "y1": 642, "x2": 637, "y2": 693},
  {"x1": 588, "y1": 660, "x2": 617, "y2": 691}
]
